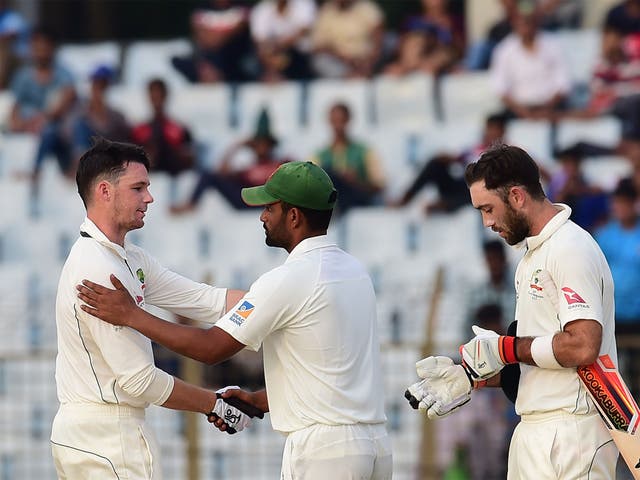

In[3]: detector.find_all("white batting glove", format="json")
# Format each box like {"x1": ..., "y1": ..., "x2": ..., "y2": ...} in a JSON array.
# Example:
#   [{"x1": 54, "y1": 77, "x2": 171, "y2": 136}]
[
  {"x1": 404, "y1": 356, "x2": 472, "y2": 419},
  {"x1": 460, "y1": 325, "x2": 519, "y2": 380},
  {"x1": 208, "y1": 386, "x2": 252, "y2": 434}
]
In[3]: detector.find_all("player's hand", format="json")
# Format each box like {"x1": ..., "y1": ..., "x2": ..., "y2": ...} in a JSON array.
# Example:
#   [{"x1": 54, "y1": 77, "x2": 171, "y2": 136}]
[
  {"x1": 404, "y1": 356, "x2": 472, "y2": 419},
  {"x1": 76, "y1": 274, "x2": 136, "y2": 326},
  {"x1": 207, "y1": 386, "x2": 253, "y2": 434},
  {"x1": 460, "y1": 325, "x2": 518, "y2": 380}
]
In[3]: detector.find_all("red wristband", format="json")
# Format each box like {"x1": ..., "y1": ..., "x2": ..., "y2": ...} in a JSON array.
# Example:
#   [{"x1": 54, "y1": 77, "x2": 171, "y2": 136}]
[{"x1": 498, "y1": 336, "x2": 518, "y2": 364}]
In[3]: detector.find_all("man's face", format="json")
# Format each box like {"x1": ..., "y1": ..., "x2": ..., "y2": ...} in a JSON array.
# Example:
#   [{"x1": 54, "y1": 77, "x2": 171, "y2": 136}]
[
  {"x1": 329, "y1": 107, "x2": 349, "y2": 135},
  {"x1": 260, "y1": 201, "x2": 292, "y2": 249},
  {"x1": 111, "y1": 162, "x2": 154, "y2": 233},
  {"x1": 31, "y1": 35, "x2": 55, "y2": 67},
  {"x1": 149, "y1": 86, "x2": 166, "y2": 113},
  {"x1": 470, "y1": 181, "x2": 530, "y2": 245}
]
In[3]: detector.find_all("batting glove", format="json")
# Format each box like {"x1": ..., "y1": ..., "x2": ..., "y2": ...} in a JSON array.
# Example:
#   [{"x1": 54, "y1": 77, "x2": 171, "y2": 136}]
[
  {"x1": 460, "y1": 325, "x2": 518, "y2": 380},
  {"x1": 404, "y1": 356, "x2": 472, "y2": 419},
  {"x1": 208, "y1": 386, "x2": 252, "y2": 434}
]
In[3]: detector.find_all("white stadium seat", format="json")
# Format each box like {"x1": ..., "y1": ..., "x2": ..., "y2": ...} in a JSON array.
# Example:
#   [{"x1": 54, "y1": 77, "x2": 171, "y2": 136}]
[
  {"x1": 556, "y1": 116, "x2": 622, "y2": 151},
  {"x1": 122, "y1": 39, "x2": 192, "y2": 90},
  {"x1": 440, "y1": 71, "x2": 501, "y2": 125},
  {"x1": 236, "y1": 81, "x2": 303, "y2": 136},
  {"x1": 57, "y1": 41, "x2": 121, "y2": 86},
  {"x1": 373, "y1": 72, "x2": 435, "y2": 129}
]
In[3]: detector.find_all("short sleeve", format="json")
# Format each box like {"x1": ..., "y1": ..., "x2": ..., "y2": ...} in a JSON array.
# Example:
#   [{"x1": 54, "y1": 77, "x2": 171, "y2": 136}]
[
  {"x1": 549, "y1": 242, "x2": 604, "y2": 327},
  {"x1": 215, "y1": 267, "x2": 295, "y2": 351}
]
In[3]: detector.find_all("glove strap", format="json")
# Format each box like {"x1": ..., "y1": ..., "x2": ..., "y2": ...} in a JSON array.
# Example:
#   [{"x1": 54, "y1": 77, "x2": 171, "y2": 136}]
[
  {"x1": 498, "y1": 336, "x2": 518, "y2": 364},
  {"x1": 473, "y1": 379, "x2": 487, "y2": 390}
]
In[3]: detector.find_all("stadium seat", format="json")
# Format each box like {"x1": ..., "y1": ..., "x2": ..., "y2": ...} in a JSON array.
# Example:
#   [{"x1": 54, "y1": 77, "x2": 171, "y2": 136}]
[
  {"x1": 306, "y1": 78, "x2": 373, "y2": 137},
  {"x1": 439, "y1": 71, "x2": 501, "y2": 125},
  {"x1": 0, "y1": 133, "x2": 38, "y2": 178},
  {"x1": 372, "y1": 72, "x2": 435, "y2": 129},
  {"x1": 582, "y1": 156, "x2": 632, "y2": 191},
  {"x1": 556, "y1": 116, "x2": 622, "y2": 151},
  {"x1": 107, "y1": 84, "x2": 150, "y2": 124},
  {"x1": 236, "y1": 82, "x2": 304, "y2": 136},
  {"x1": 506, "y1": 120, "x2": 553, "y2": 166},
  {"x1": 57, "y1": 41, "x2": 121, "y2": 88},
  {"x1": 171, "y1": 84, "x2": 233, "y2": 140},
  {"x1": 553, "y1": 29, "x2": 601, "y2": 85},
  {"x1": 122, "y1": 39, "x2": 192, "y2": 90}
]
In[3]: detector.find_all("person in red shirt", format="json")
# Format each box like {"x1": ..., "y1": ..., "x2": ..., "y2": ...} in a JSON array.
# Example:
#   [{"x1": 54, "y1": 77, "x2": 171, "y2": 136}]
[
  {"x1": 171, "y1": 109, "x2": 289, "y2": 213},
  {"x1": 132, "y1": 78, "x2": 195, "y2": 177}
]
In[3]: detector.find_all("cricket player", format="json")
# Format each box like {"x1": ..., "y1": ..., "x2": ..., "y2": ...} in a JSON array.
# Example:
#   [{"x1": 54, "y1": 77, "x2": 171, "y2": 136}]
[
  {"x1": 77, "y1": 161, "x2": 393, "y2": 479},
  {"x1": 51, "y1": 139, "x2": 249, "y2": 479},
  {"x1": 406, "y1": 145, "x2": 619, "y2": 479}
]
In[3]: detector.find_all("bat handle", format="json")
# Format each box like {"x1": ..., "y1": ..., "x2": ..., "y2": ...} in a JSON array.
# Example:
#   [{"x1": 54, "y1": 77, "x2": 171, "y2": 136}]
[{"x1": 216, "y1": 392, "x2": 265, "y2": 419}]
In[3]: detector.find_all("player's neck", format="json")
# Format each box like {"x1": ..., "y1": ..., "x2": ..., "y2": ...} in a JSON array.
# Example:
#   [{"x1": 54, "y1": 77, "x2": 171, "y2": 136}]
[{"x1": 87, "y1": 212, "x2": 126, "y2": 247}]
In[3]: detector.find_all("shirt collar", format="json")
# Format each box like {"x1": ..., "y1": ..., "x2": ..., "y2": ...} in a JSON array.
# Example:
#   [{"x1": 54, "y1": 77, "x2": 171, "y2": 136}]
[
  {"x1": 523, "y1": 203, "x2": 571, "y2": 252},
  {"x1": 80, "y1": 217, "x2": 129, "y2": 260},
  {"x1": 285, "y1": 234, "x2": 335, "y2": 263}
]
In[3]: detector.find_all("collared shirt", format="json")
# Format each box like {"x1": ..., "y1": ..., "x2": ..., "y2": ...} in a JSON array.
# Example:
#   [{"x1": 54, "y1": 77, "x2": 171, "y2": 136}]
[
  {"x1": 216, "y1": 235, "x2": 387, "y2": 433},
  {"x1": 491, "y1": 33, "x2": 570, "y2": 106},
  {"x1": 513, "y1": 204, "x2": 616, "y2": 416},
  {"x1": 55, "y1": 218, "x2": 227, "y2": 408}
]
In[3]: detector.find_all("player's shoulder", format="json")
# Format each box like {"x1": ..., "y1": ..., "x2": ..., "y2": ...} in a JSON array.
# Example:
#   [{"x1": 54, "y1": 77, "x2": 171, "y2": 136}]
[{"x1": 548, "y1": 220, "x2": 602, "y2": 259}]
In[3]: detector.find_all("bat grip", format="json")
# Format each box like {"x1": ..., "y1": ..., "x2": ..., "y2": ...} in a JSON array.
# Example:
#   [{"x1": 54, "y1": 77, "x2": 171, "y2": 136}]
[{"x1": 216, "y1": 392, "x2": 265, "y2": 419}]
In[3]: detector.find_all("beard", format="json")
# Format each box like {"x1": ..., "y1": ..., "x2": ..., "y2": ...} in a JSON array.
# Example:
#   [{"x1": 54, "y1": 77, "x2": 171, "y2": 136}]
[
  {"x1": 264, "y1": 218, "x2": 290, "y2": 250},
  {"x1": 502, "y1": 202, "x2": 530, "y2": 245}
]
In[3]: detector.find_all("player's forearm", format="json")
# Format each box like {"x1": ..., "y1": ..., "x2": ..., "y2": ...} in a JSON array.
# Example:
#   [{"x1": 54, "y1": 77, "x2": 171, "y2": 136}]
[
  {"x1": 129, "y1": 307, "x2": 218, "y2": 364},
  {"x1": 515, "y1": 326, "x2": 601, "y2": 368},
  {"x1": 162, "y1": 377, "x2": 216, "y2": 414}
]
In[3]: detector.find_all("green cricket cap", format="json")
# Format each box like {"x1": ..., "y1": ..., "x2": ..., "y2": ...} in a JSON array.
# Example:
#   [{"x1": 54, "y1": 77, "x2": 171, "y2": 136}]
[{"x1": 241, "y1": 162, "x2": 337, "y2": 210}]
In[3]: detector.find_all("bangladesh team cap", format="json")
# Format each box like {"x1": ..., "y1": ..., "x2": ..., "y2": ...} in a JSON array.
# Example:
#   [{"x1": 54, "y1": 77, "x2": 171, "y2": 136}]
[{"x1": 241, "y1": 161, "x2": 337, "y2": 211}]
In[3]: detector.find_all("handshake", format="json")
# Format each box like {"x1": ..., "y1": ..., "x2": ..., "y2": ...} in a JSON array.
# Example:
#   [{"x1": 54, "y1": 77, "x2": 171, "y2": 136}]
[
  {"x1": 207, "y1": 386, "x2": 265, "y2": 434},
  {"x1": 405, "y1": 325, "x2": 518, "y2": 419}
]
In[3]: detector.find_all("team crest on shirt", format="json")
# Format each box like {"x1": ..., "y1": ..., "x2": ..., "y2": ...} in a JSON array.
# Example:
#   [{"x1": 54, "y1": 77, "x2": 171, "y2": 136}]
[
  {"x1": 527, "y1": 269, "x2": 544, "y2": 300},
  {"x1": 136, "y1": 268, "x2": 146, "y2": 290},
  {"x1": 230, "y1": 301, "x2": 254, "y2": 326}
]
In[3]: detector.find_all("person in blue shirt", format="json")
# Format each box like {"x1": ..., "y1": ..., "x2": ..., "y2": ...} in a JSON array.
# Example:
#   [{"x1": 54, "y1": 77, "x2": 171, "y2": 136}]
[
  {"x1": 8, "y1": 26, "x2": 76, "y2": 184},
  {"x1": 595, "y1": 179, "x2": 640, "y2": 398}
]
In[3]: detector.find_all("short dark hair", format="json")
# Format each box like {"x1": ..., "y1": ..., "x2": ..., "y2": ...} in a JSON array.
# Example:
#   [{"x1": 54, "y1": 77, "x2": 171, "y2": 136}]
[
  {"x1": 148, "y1": 77, "x2": 168, "y2": 96},
  {"x1": 76, "y1": 138, "x2": 150, "y2": 208},
  {"x1": 330, "y1": 102, "x2": 351, "y2": 120},
  {"x1": 485, "y1": 113, "x2": 507, "y2": 129},
  {"x1": 281, "y1": 202, "x2": 333, "y2": 231},
  {"x1": 464, "y1": 144, "x2": 546, "y2": 201},
  {"x1": 612, "y1": 179, "x2": 637, "y2": 200}
]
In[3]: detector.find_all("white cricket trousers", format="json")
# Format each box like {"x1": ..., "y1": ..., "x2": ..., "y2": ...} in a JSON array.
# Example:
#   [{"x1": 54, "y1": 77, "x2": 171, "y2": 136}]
[
  {"x1": 507, "y1": 411, "x2": 618, "y2": 480},
  {"x1": 51, "y1": 403, "x2": 161, "y2": 480},
  {"x1": 281, "y1": 423, "x2": 393, "y2": 480}
]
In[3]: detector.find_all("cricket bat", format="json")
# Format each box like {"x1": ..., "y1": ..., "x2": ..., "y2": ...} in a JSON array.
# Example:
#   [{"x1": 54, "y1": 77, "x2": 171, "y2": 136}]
[{"x1": 577, "y1": 355, "x2": 640, "y2": 479}]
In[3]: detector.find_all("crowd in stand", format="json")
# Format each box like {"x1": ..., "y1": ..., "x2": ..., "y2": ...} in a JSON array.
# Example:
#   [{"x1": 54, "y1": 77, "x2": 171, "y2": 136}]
[{"x1": 3, "y1": 1, "x2": 640, "y2": 477}]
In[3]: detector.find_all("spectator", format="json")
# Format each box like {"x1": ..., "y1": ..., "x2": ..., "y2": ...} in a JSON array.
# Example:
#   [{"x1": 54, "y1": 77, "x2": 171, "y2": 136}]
[
  {"x1": 9, "y1": 26, "x2": 76, "y2": 185},
  {"x1": 595, "y1": 180, "x2": 640, "y2": 398},
  {"x1": 311, "y1": 0, "x2": 384, "y2": 78},
  {"x1": 546, "y1": 147, "x2": 609, "y2": 232},
  {"x1": 393, "y1": 113, "x2": 507, "y2": 214},
  {"x1": 400, "y1": 0, "x2": 465, "y2": 74},
  {"x1": 131, "y1": 78, "x2": 196, "y2": 177},
  {"x1": 556, "y1": 26, "x2": 640, "y2": 156},
  {"x1": 249, "y1": 0, "x2": 316, "y2": 82},
  {"x1": 605, "y1": 0, "x2": 640, "y2": 36},
  {"x1": 171, "y1": 109, "x2": 288, "y2": 212},
  {"x1": 490, "y1": 8, "x2": 570, "y2": 120},
  {"x1": 0, "y1": 0, "x2": 29, "y2": 89},
  {"x1": 464, "y1": 241, "x2": 516, "y2": 334},
  {"x1": 172, "y1": 0, "x2": 252, "y2": 83},
  {"x1": 383, "y1": 25, "x2": 453, "y2": 76},
  {"x1": 69, "y1": 65, "x2": 130, "y2": 162},
  {"x1": 309, "y1": 102, "x2": 385, "y2": 213}
]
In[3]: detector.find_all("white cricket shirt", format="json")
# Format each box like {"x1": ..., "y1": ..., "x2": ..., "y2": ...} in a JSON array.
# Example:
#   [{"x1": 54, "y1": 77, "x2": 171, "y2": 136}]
[
  {"x1": 513, "y1": 204, "x2": 616, "y2": 416},
  {"x1": 55, "y1": 218, "x2": 227, "y2": 408},
  {"x1": 215, "y1": 235, "x2": 387, "y2": 433}
]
